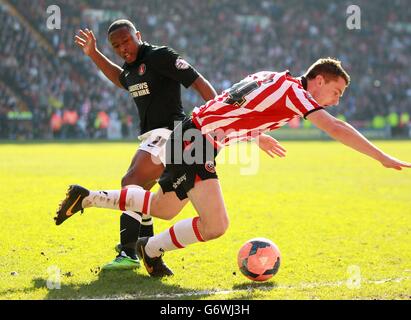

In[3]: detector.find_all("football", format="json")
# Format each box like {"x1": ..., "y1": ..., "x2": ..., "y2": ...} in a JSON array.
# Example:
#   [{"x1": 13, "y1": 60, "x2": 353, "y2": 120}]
[{"x1": 237, "y1": 238, "x2": 281, "y2": 282}]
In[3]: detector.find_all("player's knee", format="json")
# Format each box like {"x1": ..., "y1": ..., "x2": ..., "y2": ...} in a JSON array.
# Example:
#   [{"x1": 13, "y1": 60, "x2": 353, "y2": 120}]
[
  {"x1": 121, "y1": 174, "x2": 134, "y2": 188},
  {"x1": 123, "y1": 184, "x2": 143, "y2": 190},
  {"x1": 202, "y1": 228, "x2": 225, "y2": 241},
  {"x1": 157, "y1": 211, "x2": 177, "y2": 221},
  {"x1": 149, "y1": 196, "x2": 179, "y2": 220},
  {"x1": 122, "y1": 171, "x2": 146, "y2": 188},
  {"x1": 202, "y1": 216, "x2": 229, "y2": 241}
]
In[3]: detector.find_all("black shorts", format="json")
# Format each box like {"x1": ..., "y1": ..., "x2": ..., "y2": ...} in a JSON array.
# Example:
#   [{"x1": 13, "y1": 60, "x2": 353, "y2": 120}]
[{"x1": 158, "y1": 117, "x2": 219, "y2": 200}]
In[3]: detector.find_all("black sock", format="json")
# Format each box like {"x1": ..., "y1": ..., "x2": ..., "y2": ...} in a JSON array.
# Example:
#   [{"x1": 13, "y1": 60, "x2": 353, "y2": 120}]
[
  {"x1": 139, "y1": 216, "x2": 154, "y2": 238},
  {"x1": 120, "y1": 213, "x2": 141, "y2": 259}
]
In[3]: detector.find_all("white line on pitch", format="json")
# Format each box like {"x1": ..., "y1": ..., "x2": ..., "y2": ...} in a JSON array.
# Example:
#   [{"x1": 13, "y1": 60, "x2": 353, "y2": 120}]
[{"x1": 97, "y1": 275, "x2": 411, "y2": 300}]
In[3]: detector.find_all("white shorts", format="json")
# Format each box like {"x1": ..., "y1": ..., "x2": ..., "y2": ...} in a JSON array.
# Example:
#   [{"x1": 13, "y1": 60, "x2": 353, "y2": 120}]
[{"x1": 138, "y1": 128, "x2": 172, "y2": 166}]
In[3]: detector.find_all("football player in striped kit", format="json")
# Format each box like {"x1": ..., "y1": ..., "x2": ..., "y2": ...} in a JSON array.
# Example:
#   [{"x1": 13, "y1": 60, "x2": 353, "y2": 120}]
[{"x1": 55, "y1": 58, "x2": 411, "y2": 277}]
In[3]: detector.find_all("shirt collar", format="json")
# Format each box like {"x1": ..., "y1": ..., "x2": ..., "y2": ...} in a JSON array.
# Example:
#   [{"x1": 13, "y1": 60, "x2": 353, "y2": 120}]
[
  {"x1": 123, "y1": 42, "x2": 149, "y2": 69},
  {"x1": 300, "y1": 76, "x2": 308, "y2": 90}
]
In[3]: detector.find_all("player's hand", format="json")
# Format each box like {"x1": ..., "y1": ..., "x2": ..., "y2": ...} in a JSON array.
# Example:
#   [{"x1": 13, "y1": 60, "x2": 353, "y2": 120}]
[
  {"x1": 255, "y1": 134, "x2": 287, "y2": 158},
  {"x1": 379, "y1": 154, "x2": 411, "y2": 170},
  {"x1": 74, "y1": 28, "x2": 97, "y2": 56}
]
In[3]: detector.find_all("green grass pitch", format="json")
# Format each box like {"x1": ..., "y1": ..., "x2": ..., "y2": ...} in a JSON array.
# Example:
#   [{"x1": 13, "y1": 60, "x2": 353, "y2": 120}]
[{"x1": 0, "y1": 141, "x2": 410, "y2": 300}]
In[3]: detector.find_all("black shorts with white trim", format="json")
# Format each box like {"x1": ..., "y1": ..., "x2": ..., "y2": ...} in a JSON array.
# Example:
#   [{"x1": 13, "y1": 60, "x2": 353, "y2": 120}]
[{"x1": 158, "y1": 117, "x2": 218, "y2": 200}]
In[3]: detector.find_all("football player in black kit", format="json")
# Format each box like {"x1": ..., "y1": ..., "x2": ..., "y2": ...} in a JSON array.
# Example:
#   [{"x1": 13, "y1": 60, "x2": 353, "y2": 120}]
[{"x1": 64, "y1": 19, "x2": 217, "y2": 274}]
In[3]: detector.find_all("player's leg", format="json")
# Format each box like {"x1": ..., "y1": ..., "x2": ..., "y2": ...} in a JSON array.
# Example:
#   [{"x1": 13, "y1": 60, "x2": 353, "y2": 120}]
[
  {"x1": 103, "y1": 149, "x2": 164, "y2": 270},
  {"x1": 126, "y1": 128, "x2": 172, "y2": 240},
  {"x1": 103, "y1": 149, "x2": 163, "y2": 270},
  {"x1": 54, "y1": 180, "x2": 188, "y2": 274},
  {"x1": 53, "y1": 128, "x2": 170, "y2": 270},
  {"x1": 111, "y1": 128, "x2": 172, "y2": 269},
  {"x1": 137, "y1": 178, "x2": 229, "y2": 277},
  {"x1": 54, "y1": 170, "x2": 218, "y2": 277},
  {"x1": 57, "y1": 180, "x2": 188, "y2": 218},
  {"x1": 121, "y1": 150, "x2": 160, "y2": 240},
  {"x1": 54, "y1": 152, "x2": 165, "y2": 270},
  {"x1": 187, "y1": 179, "x2": 229, "y2": 240},
  {"x1": 84, "y1": 185, "x2": 190, "y2": 277},
  {"x1": 146, "y1": 178, "x2": 228, "y2": 252}
]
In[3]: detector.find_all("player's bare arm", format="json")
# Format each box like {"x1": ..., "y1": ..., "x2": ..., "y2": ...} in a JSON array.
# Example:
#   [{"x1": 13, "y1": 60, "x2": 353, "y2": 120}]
[
  {"x1": 307, "y1": 109, "x2": 411, "y2": 170},
  {"x1": 190, "y1": 74, "x2": 217, "y2": 102},
  {"x1": 74, "y1": 28, "x2": 124, "y2": 89}
]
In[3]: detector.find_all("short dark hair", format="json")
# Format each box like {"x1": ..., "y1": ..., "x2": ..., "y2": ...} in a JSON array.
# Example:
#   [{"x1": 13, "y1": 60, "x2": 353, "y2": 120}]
[
  {"x1": 107, "y1": 19, "x2": 137, "y2": 36},
  {"x1": 305, "y1": 58, "x2": 351, "y2": 86}
]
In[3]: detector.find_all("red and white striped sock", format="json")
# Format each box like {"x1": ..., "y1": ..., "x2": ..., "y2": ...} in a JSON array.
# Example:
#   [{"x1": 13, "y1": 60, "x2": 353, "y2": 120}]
[
  {"x1": 145, "y1": 217, "x2": 205, "y2": 258},
  {"x1": 82, "y1": 188, "x2": 152, "y2": 214}
]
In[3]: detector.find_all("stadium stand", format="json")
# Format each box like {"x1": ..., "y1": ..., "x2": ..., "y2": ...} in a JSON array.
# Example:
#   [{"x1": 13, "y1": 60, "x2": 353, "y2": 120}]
[{"x1": 1, "y1": 0, "x2": 410, "y2": 139}]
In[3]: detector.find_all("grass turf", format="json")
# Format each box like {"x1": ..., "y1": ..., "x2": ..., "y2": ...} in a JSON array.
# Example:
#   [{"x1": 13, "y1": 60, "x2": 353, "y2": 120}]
[{"x1": 0, "y1": 141, "x2": 410, "y2": 300}]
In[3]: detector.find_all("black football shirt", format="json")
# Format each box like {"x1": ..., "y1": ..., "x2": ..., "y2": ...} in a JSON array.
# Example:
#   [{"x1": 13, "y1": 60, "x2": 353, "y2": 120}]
[{"x1": 119, "y1": 43, "x2": 199, "y2": 134}]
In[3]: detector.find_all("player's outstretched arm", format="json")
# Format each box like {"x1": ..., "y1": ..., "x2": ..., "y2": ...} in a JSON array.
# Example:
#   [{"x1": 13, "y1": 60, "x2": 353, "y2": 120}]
[
  {"x1": 307, "y1": 110, "x2": 411, "y2": 170},
  {"x1": 190, "y1": 74, "x2": 218, "y2": 102},
  {"x1": 74, "y1": 28, "x2": 124, "y2": 89}
]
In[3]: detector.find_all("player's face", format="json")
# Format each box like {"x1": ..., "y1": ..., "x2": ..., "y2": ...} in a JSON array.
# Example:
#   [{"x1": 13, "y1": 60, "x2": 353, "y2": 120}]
[
  {"x1": 109, "y1": 27, "x2": 141, "y2": 63},
  {"x1": 313, "y1": 76, "x2": 347, "y2": 107}
]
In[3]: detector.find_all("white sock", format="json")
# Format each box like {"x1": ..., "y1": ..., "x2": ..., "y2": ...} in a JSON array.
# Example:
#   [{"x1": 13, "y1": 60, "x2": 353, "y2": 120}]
[
  {"x1": 82, "y1": 188, "x2": 152, "y2": 214},
  {"x1": 145, "y1": 217, "x2": 205, "y2": 258}
]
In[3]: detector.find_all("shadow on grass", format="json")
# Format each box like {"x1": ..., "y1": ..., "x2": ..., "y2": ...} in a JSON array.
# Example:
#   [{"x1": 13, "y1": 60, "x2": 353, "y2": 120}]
[
  {"x1": 1, "y1": 270, "x2": 211, "y2": 300},
  {"x1": 233, "y1": 281, "x2": 279, "y2": 291},
  {"x1": 1, "y1": 269, "x2": 280, "y2": 300},
  {"x1": 229, "y1": 281, "x2": 279, "y2": 299}
]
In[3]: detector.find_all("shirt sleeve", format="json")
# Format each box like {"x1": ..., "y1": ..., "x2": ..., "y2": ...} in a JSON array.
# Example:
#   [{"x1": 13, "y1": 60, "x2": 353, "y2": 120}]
[
  {"x1": 150, "y1": 47, "x2": 199, "y2": 88},
  {"x1": 118, "y1": 69, "x2": 128, "y2": 90},
  {"x1": 286, "y1": 83, "x2": 324, "y2": 119}
]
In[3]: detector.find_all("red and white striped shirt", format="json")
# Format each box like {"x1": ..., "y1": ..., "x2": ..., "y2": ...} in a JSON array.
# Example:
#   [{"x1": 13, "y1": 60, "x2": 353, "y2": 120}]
[{"x1": 192, "y1": 71, "x2": 322, "y2": 146}]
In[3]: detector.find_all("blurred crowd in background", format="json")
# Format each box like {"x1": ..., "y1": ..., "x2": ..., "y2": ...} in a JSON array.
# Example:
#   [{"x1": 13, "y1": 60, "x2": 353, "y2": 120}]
[{"x1": 1, "y1": 0, "x2": 410, "y2": 140}]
